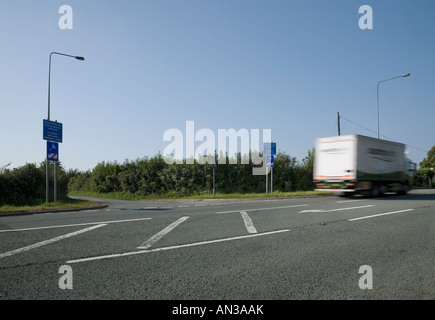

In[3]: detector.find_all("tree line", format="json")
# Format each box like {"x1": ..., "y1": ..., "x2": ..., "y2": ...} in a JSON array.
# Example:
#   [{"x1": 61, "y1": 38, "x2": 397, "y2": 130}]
[
  {"x1": 2, "y1": 146, "x2": 434, "y2": 206},
  {"x1": 67, "y1": 150, "x2": 315, "y2": 196},
  {"x1": 0, "y1": 150, "x2": 314, "y2": 205}
]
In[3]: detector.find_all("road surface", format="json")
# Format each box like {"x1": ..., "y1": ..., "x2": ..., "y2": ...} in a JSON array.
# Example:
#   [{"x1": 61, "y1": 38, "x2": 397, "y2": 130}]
[{"x1": 1, "y1": 190, "x2": 434, "y2": 301}]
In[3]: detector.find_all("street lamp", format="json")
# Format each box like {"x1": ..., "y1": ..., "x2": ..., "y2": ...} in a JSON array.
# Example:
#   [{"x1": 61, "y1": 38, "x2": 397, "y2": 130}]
[
  {"x1": 48, "y1": 52, "x2": 85, "y2": 121},
  {"x1": 46, "y1": 52, "x2": 85, "y2": 203},
  {"x1": 377, "y1": 73, "x2": 410, "y2": 139}
]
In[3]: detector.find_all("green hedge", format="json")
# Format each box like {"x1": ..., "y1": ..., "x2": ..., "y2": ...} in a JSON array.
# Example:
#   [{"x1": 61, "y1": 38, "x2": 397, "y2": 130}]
[
  {"x1": 0, "y1": 162, "x2": 69, "y2": 206},
  {"x1": 0, "y1": 150, "x2": 316, "y2": 205},
  {"x1": 68, "y1": 150, "x2": 315, "y2": 196}
]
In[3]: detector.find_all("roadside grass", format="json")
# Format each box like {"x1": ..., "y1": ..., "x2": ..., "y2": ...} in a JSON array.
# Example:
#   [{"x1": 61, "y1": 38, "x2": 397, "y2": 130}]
[
  {"x1": 68, "y1": 190, "x2": 331, "y2": 201},
  {"x1": 0, "y1": 198, "x2": 104, "y2": 214}
]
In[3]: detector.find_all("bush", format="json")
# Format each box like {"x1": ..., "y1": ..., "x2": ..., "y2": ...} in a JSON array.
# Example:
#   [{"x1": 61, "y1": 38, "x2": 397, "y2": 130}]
[
  {"x1": 0, "y1": 162, "x2": 71, "y2": 206},
  {"x1": 412, "y1": 168, "x2": 435, "y2": 188},
  {"x1": 64, "y1": 150, "x2": 316, "y2": 197}
]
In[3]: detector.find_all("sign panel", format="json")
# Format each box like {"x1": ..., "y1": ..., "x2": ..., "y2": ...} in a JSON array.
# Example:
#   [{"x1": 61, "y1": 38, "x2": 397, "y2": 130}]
[
  {"x1": 47, "y1": 141, "x2": 59, "y2": 162},
  {"x1": 43, "y1": 120, "x2": 63, "y2": 143},
  {"x1": 264, "y1": 142, "x2": 276, "y2": 156},
  {"x1": 266, "y1": 155, "x2": 274, "y2": 168}
]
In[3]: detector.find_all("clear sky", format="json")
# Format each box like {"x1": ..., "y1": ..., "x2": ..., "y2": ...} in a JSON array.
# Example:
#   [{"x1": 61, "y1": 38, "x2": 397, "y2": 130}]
[{"x1": 1, "y1": 0, "x2": 434, "y2": 172}]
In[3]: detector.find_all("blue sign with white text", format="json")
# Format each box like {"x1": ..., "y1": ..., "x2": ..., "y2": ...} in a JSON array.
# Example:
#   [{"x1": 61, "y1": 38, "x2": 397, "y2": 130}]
[{"x1": 43, "y1": 120, "x2": 63, "y2": 143}]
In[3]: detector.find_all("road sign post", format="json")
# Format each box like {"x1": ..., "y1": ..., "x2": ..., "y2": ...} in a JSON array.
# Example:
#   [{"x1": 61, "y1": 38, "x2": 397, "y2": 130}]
[
  {"x1": 47, "y1": 141, "x2": 59, "y2": 202},
  {"x1": 266, "y1": 155, "x2": 274, "y2": 193},
  {"x1": 264, "y1": 143, "x2": 276, "y2": 193},
  {"x1": 44, "y1": 120, "x2": 62, "y2": 203}
]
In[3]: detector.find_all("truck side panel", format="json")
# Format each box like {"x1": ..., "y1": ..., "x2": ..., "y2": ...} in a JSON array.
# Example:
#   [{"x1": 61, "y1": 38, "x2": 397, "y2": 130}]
[
  {"x1": 314, "y1": 136, "x2": 356, "y2": 180},
  {"x1": 356, "y1": 136, "x2": 406, "y2": 182}
]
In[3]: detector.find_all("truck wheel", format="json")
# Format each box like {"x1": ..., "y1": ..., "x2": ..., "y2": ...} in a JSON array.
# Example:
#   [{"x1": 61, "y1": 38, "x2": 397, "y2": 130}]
[
  {"x1": 370, "y1": 184, "x2": 380, "y2": 197},
  {"x1": 398, "y1": 183, "x2": 409, "y2": 195}
]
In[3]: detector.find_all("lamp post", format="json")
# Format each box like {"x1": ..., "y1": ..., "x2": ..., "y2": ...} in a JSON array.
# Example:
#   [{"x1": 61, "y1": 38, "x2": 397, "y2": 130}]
[
  {"x1": 376, "y1": 73, "x2": 410, "y2": 139},
  {"x1": 46, "y1": 52, "x2": 85, "y2": 203}
]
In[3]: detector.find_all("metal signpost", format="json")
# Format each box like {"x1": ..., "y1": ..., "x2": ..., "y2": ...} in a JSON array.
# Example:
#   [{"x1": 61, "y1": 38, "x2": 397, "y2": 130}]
[
  {"x1": 43, "y1": 120, "x2": 62, "y2": 203},
  {"x1": 44, "y1": 51, "x2": 84, "y2": 203},
  {"x1": 264, "y1": 142, "x2": 276, "y2": 193},
  {"x1": 266, "y1": 155, "x2": 275, "y2": 193},
  {"x1": 210, "y1": 163, "x2": 217, "y2": 196}
]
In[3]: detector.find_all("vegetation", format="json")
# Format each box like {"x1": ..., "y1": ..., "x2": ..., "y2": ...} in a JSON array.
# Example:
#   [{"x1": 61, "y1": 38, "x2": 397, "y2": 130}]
[
  {"x1": 2, "y1": 145, "x2": 433, "y2": 209},
  {"x1": 67, "y1": 150, "x2": 316, "y2": 197},
  {"x1": 0, "y1": 149, "x2": 317, "y2": 207},
  {"x1": 412, "y1": 146, "x2": 435, "y2": 188},
  {"x1": 0, "y1": 162, "x2": 69, "y2": 206}
]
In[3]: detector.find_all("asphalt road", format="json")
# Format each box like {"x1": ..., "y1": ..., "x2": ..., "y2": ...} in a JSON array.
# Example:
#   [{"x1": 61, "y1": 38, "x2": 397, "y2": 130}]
[{"x1": 0, "y1": 190, "x2": 434, "y2": 301}]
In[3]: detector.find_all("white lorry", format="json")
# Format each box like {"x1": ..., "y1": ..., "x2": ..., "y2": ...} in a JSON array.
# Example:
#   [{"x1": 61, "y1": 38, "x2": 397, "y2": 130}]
[{"x1": 313, "y1": 134, "x2": 416, "y2": 197}]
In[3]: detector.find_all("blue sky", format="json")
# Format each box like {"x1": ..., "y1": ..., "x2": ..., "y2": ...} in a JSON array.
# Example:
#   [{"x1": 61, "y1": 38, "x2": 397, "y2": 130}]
[{"x1": 1, "y1": 0, "x2": 434, "y2": 171}]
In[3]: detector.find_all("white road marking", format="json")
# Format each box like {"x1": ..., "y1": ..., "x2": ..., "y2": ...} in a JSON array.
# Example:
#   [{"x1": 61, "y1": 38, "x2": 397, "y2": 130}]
[
  {"x1": 216, "y1": 204, "x2": 308, "y2": 214},
  {"x1": 336, "y1": 199, "x2": 366, "y2": 203},
  {"x1": 348, "y1": 209, "x2": 414, "y2": 221},
  {"x1": 67, "y1": 229, "x2": 290, "y2": 264},
  {"x1": 240, "y1": 211, "x2": 257, "y2": 234},
  {"x1": 299, "y1": 205, "x2": 374, "y2": 213},
  {"x1": 137, "y1": 216, "x2": 189, "y2": 250},
  {"x1": 0, "y1": 224, "x2": 106, "y2": 259},
  {"x1": 0, "y1": 217, "x2": 152, "y2": 233}
]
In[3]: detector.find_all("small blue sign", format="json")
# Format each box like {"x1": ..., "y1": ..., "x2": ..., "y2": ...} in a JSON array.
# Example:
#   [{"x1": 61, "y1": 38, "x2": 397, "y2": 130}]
[
  {"x1": 47, "y1": 141, "x2": 59, "y2": 162},
  {"x1": 264, "y1": 142, "x2": 276, "y2": 156},
  {"x1": 266, "y1": 155, "x2": 274, "y2": 168},
  {"x1": 43, "y1": 120, "x2": 63, "y2": 143}
]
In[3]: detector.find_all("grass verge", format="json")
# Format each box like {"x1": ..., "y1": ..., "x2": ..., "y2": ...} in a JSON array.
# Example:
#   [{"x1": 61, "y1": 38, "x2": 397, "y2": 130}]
[
  {"x1": 0, "y1": 198, "x2": 105, "y2": 215},
  {"x1": 68, "y1": 190, "x2": 332, "y2": 201}
]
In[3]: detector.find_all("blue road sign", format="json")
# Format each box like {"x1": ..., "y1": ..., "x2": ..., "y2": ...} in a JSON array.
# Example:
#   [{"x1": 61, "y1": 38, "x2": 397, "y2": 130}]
[
  {"x1": 47, "y1": 141, "x2": 59, "y2": 162},
  {"x1": 266, "y1": 155, "x2": 274, "y2": 168},
  {"x1": 43, "y1": 120, "x2": 63, "y2": 143},
  {"x1": 264, "y1": 142, "x2": 276, "y2": 156}
]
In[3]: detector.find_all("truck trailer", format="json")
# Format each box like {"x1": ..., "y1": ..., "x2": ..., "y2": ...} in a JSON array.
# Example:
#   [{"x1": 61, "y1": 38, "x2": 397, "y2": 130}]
[{"x1": 313, "y1": 134, "x2": 416, "y2": 197}]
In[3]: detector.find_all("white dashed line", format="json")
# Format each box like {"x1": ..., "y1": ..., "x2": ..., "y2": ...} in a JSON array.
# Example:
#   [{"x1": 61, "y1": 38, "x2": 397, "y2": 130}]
[
  {"x1": 67, "y1": 229, "x2": 290, "y2": 264},
  {"x1": 217, "y1": 204, "x2": 309, "y2": 214},
  {"x1": 137, "y1": 216, "x2": 189, "y2": 250},
  {"x1": 336, "y1": 199, "x2": 367, "y2": 203},
  {"x1": 0, "y1": 217, "x2": 152, "y2": 233},
  {"x1": 348, "y1": 209, "x2": 414, "y2": 221},
  {"x1": 240, "y1": 211, "x2": 257, "y2": 234},
  {"x1": 0, "y1": 224, "x2": 107, "y2": 259},
  {"x1": 299, "y1": 205, "x2": 374, "y2": 213}
]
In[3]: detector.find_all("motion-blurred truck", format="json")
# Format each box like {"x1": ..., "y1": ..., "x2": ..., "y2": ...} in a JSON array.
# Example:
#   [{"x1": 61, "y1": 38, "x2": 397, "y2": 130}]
[{"x1": 313, "y1": 134, "x2": 416, "y2": 197}]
